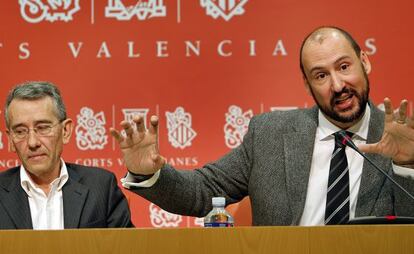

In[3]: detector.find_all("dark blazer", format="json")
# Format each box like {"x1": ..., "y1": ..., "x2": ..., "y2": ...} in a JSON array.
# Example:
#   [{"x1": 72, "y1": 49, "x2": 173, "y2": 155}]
[
  {"x1": 132, "y1": 103, "x2": 414, "y2": 225},
  {"x1": 0, "y1": 163, "x2": 133, "y2": 229}
]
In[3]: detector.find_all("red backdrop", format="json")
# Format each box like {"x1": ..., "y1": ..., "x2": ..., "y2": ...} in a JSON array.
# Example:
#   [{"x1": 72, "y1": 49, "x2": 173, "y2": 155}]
[{"x1": 0, "y1": 0, "x2": 413, "y2": 227}]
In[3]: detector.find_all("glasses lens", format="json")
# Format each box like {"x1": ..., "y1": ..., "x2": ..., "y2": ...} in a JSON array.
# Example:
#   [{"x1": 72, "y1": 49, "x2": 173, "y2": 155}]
[
  {"x1": 13, "y1": 128, "x2": 28, "y2": 139},
  {"x1": 36, "y1": 125, "x2": 53, "y2": 135}
]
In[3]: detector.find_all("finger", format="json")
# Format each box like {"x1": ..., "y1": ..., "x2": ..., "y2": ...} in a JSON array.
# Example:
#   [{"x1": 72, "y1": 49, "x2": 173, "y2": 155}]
[
  {"x1": 121, "y1": 121, "x2": 134, "y2": 137},
  {"x1": 133, "y1": 115, "x2": 145, "y2": 133},
  {"x1": 383, "y1": 97, "x2": 394, "y2": 123},
  {"x1": 357, "y1": 143, "x2": 380, "y2": 154},
  {"x1": 109, "y1": 128, "x2": 123, "y2": 142},
  {"x1": 409, "y1": 106, "x2": 414, "y2": 128},
  {"x1": 397, "y1": 99, "x2": 408, "y2": 123},
  {"x1": 148, "y1": 115, "x2": 159, "y2": 135}
]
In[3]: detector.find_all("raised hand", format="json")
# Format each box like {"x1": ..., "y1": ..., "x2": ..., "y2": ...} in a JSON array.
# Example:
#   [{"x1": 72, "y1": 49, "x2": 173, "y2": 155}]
[
  {"x1": 110, "y1": 115, "x2": 165, "y2": 175},
  {"x1": 359, "y1": 98, "x2": 414, "y2": 167}
]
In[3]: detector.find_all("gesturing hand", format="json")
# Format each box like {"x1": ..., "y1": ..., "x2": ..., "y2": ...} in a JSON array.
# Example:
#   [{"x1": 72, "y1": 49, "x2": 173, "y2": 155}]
[
  {"x1": 110, "y1": 115, "x2": 165, "y2": 175},
  {"x1": 359, "y1": 98, "x2": 414, "y2": 167}
]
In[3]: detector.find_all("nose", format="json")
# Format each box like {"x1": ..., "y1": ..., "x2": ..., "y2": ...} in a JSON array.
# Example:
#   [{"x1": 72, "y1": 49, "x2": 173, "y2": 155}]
[
  {"x1": 27, "y1": 130, "x2": 41, "y2": 149},
  {"x1": 330, "y1": 73, "x2": 345, "y2": 93}
]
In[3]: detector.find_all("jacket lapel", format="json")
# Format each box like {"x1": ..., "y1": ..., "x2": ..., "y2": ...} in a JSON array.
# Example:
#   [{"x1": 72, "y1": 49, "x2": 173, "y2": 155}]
[
  {"x1": 284, "y1": 107, "x2": 318, "y2": 224},
  {"x1": 62, "y1": 164, "x2": 89, "y2": 228},
  {"x1": 355, "y1": 104, "x2": 389, "y2": 216},
  {"x1": 0, "y1": 168, "x2": 33, "y2": 229}
]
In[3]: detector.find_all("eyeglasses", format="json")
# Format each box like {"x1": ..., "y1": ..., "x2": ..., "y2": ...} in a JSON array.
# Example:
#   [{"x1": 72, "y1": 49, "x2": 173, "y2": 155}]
[{"x1": 10, "y1": 122, "x2": 62, "y2": 140}]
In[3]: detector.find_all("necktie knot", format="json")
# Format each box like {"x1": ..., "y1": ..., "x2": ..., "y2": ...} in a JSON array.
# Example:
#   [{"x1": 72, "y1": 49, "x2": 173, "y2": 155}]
[{"x1": 334, "y1": 131, "x2": 353, "y2": 149}]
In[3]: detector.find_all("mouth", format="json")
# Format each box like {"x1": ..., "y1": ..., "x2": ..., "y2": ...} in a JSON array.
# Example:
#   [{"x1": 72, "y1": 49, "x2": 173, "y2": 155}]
[
  {"x1": 27, "y1": 154, "x2": 47, "y2": 161},
  {"x1": 333, "y1": 94, "x2": 354, "y2": 111}
]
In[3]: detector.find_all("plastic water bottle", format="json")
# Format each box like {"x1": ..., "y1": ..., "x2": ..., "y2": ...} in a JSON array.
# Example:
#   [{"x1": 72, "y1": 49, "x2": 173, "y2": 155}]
[{"x1": 204, "y1": 197, "x2": 234, "y2": 227}]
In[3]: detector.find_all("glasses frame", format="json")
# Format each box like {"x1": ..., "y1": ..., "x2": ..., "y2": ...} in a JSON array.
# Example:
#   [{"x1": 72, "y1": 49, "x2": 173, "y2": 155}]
[{"x1": 9, "y1": 121, "x2": 63, "y2": 141}]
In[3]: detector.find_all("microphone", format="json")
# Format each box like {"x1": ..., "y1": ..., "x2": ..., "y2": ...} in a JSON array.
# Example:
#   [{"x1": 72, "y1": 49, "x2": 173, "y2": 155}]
[{"x1": 337, "y1": 130, "x2": 414, "y2": 201}]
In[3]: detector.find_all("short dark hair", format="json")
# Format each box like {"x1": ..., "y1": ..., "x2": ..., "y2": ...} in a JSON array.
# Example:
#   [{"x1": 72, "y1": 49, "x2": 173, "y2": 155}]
[
  {"x1": 299, "y1": 26, "x2": 362, "y2": 79},
  {"x1": 5, "y1": 81, "x2": 67, "y2": 127}
]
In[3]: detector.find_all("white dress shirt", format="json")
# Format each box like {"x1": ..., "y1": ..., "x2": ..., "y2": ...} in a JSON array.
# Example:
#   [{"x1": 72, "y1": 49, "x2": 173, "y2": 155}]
[
  {"x1": 299, "y1": 107, "x2": 370, "y2": 225},
  {"x1": 20, "y1": 159, "x2": 69, "y2": 230},
  {"x1": 122, "y1": 170, "x2": 160, "y2": 188}
]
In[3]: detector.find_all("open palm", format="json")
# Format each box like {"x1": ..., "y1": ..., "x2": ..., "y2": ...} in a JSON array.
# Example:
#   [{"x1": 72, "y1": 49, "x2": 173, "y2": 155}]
[
  {"x1": 110, "y1": 115, "x2": 165, "y2": 175},
  {"x1": 359, "y1": 98, "x2": 414, "y2": 166}
]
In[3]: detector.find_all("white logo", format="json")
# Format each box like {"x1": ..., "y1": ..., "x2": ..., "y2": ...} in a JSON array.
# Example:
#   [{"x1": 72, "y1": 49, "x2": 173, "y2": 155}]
[
  {"x1": 0, "y1": 131, "x2": 3, "y2": 150},
  {"x1": 224, "y1": 105, "x2": 253, "y2": 148},
  {"x1": 75, "y1": 107, "x2": 108, "y2": 150},
  {"x1": 122, "y1": 108, "x2": 149, "y2": 128},
  {"x1": 166, "y1": 107, "x2": 197, "y2": 149},
  {"x1": 121, "y1": 108, "x2": 149, "y2": 137},
  {"x1": 149, "y1": 203, "x2": 182, "y2": 228},
  {"x1": 105, "y1": 0, "x2": 166, "y2": 21},
  {"x1": 194, "y1": 217, "x2": 204, "y2": 227},
  {"x1": 19, "y1": 0, "x2": 81, "y2": 23},
  {"x1": 200, "y1": 0, "x2": 248, "y2": 21}
]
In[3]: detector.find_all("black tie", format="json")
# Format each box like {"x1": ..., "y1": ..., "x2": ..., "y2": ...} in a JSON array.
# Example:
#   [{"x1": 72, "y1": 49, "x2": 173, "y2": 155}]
[{"x1": 325, "y1": 131, "x2": 352, "y2": 225}]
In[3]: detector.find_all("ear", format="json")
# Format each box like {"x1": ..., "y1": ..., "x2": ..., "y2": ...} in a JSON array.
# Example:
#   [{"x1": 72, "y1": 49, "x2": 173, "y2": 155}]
[
  {"x1": 360, "y1": 51, "x2": 371, "y2": 74},
  {"x1": 5, "y1": 130, "x2": 16, "y2": 152},
  {"x1": 61, "y1": 118, "x2": 73, "y2": 145}
]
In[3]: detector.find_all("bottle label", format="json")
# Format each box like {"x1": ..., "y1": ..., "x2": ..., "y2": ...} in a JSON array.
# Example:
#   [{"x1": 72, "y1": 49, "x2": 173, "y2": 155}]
[{"x1": 204, "y1": 222, "x2": 233, "y2": 227}]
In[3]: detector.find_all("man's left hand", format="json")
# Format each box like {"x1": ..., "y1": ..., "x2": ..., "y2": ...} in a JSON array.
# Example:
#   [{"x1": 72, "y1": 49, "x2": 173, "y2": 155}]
[{"x1": 359, "y1": 98, "x2": 414, "y2": 167}]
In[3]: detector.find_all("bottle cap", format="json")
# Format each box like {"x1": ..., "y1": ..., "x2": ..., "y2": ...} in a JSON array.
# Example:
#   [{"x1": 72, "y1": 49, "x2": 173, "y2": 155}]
[{"x1": 212, "y1": 197, "x2": 226, "y2": 207}]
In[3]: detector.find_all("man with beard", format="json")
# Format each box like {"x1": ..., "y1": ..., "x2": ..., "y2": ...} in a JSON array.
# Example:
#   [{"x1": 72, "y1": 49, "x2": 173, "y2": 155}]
[{"x1": 111, "y1": 26, "x2": 414, "y2": 225}]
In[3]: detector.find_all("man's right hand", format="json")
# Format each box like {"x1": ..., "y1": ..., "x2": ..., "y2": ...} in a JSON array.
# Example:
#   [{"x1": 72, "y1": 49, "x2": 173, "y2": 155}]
[{"x1": 110, "y1": 115, "x2": 165, "y2": 175}]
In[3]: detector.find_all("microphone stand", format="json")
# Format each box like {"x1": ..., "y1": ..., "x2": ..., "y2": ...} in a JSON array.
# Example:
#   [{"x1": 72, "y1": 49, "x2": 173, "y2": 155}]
[{"x1": 338, "y1": 130, "x2": 414, "y2": 202}]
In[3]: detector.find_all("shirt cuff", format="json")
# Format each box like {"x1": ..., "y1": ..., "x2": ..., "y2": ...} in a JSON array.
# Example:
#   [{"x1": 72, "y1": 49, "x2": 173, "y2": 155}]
[
  {"x1": 121, "y1": 170, "x2": 161, "y2": 189},
  {"x1": 393, "y1": 163, "x2": 414, "y2": 180}
]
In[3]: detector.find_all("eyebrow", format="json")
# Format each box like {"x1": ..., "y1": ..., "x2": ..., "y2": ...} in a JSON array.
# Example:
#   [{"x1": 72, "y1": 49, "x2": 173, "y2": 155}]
[
  {"x1": 309, "y1": 56, "x2": 353, "y2": 75},
  {"x1": 11, "y1": 120, "x2": 54, "y2": 129}
]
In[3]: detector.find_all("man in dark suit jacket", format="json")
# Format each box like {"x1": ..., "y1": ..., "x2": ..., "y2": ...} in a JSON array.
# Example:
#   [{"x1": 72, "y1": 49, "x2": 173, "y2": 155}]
[
  {"x1": 0, "y1": 163, "x2": 133, "y2": 229},
  {"x1": 111, "y1": 26, "x2": 414, "y2": 225},
  {"x1": 0, "y1": 81, "x2": 133, "y2": 229}
]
